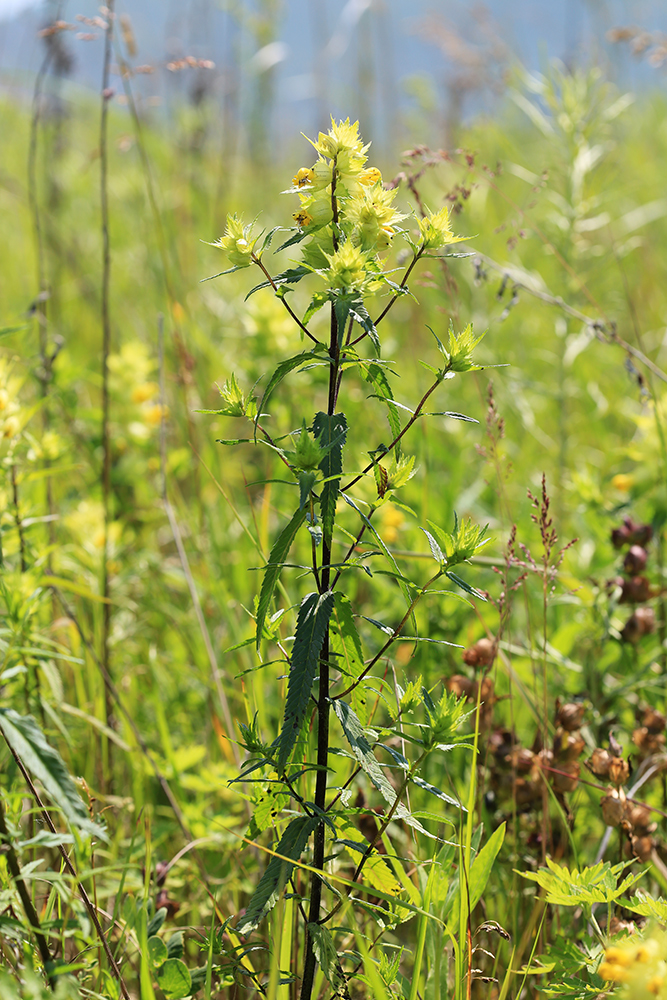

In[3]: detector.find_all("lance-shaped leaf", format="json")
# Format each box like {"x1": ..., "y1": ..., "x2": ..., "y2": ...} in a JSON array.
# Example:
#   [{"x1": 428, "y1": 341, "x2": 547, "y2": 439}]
[
  {"x1": 256, "y1": 508, "x2": 307, "y2": 648},
  {"x1": 363, "y1": 363, "x2": 401, "y2": 457},
  {"x1": 276, "y1": 591, "x2": 335, "y2": 773},
  {"x1": 333, "y1": 701, "x2": 437, "y2": 835},
  {"x1": 255, "y1": 348, "x2": 330, "y2": 436},
  {"x1": 308, "y1": 922, "x2": 351, "y2": 999},
  {"x1": 245, "y1": 266, "x2": 310, "y2": 301},
  {"x1": 312, "y1": 412, "x2": 348, "y2": 544},
  {"x1": 237, "y1": 816, "x2": 319, "y2": 934},
  {"x1": 0, "y1": 709, "x2": 107, "y2": 841}
]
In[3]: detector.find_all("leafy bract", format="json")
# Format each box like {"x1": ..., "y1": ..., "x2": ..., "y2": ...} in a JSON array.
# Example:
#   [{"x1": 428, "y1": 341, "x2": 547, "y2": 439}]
[
  {"x1": 308, "y1": 922, "x2": 351, "y2": 998},
  {"x1": 276, "y1": 590, "x2": 335, "y2": 773},
  {"x1": 0, "y1": 709, "x2": 106, "y2": 841}
]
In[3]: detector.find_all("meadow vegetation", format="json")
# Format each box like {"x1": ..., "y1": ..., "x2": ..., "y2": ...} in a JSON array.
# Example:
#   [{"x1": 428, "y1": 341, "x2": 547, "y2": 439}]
[{"x1": 2, "y1": 20, "x2": 667, "y2": 1000}]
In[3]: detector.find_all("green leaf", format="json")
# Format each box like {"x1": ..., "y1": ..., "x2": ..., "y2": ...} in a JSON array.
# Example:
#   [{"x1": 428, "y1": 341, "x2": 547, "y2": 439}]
[
  {"x1": 237, "y1": 816, "x2": 319, "y2": 934},
  {"x1": 312, "y1": 412, "x2": 348, "y2": 544},
  {"x1": 333, "y1": 700, "x2": 435, "y2": 835},
  {"x1": 157, "y1": 958, "x2": 192, "y2": 999},
  {"x1": 363, "y1": 363, "x2": 401, "y2": 458},
  {"x1": 166, "y1": 931, "x2": 184, "y2": 959},
  {"x1": 468, "y1": 822, "x2": 505, "y2": 912},
  {"x1": 245, "y1": 266, "x2": 309, "y2": 300},
  {"x1": 146, "y1": 906, "x2": 167, "y2": 937},
  {"x1": 625, "y1": 891, "x2": 667, "y2": 921},
  {"x1": 298, "y1": 470, "x2": 319, "y2": 510},
  {"x1": 275, "y1": 229, "x2": 307, "y2": 253},
  {"x1": 410, "y1": 775, "x2": 461, "y2": 811},
  {"x1": 147, "y1": 935, "x2": 168, "y2": 969},
  {"x1": 255, "y1": 348, "x2": 329, "y2": 434},
  {"x1": 518, "y1": 858, "x2": 645, "y2": 907},
  {"x1": 256, "y1": 508, "x2": 307, "y2": 648},
  {"x1": 0, "y1": 709, "x2": 107, "y2": 841},
  {"x1": 308, "y1": 922, "x2": 350, "y2": 998},
  {"x1": 348, "y1": 300, "x2": 380, "y2": 354},
  {"x1": 303, "y1": 291, "x2": 330, "y2": 324},
  {"x1": 276, "y1": 591, "x2": 335, "y2": 773}
]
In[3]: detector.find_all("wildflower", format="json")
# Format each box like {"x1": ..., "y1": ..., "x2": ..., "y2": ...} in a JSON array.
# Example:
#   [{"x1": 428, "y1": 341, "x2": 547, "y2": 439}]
[
  {"x1": 418, "y1": 205, "x2": 466, "y2": 251},
  {"x1": 443, "y1": 322, "x2": 486, "y2": 373},
  {"x1": 599, "y1": 930, "x2": 667, "y2": 998},
  {"x1": 359, "y1": 167, "x2": 382, "y2": 186},
  {"x1": 312, "y1": 117, "x2": 369, "y2": 165},
  {"x1": 293, "y1": 210, "x2": 313, "y2": 227},
  {"x1": 213, "y1": 213, "x2": 258, "y2": 268},
  {"x1": 347, "y1": 183, "x2": 406, "y2": 252},
  {"x1": 144, "y1": 403, "x2": 168, "y2": 427},
  {"x1": 132, "y1": 381, "x2": 159, "y2": 404},
  {"x1": 612, "y1": 473, "x2": 634, "y2": 491},
  {"x1": 292, "y1": 166, "x2": 314, "y2": 188},
  {"x1": 324, "y1": 243, "x2": 369, "y2": 293}
]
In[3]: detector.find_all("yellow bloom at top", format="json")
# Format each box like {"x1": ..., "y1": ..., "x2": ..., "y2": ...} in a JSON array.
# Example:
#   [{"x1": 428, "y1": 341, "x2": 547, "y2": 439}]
[
  {"x1": 418, "y1": 205, "x2": 466, "y2": 251},
  {"x1": 313, "y1": 117, "x2": 368, "y2": 160}
]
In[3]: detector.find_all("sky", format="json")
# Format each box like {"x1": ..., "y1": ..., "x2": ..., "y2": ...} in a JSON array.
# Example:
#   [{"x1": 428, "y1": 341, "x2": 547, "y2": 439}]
[{"x1": 0, "y1": 0, "x2": 35, "y2": 16}]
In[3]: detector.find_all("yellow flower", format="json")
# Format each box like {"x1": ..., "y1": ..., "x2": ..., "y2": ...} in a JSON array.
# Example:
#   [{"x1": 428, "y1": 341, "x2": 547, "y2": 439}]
[
  {"x1": 347, "y1": 184, "x2": 405, "y2": 251},
  {"x1": 417, "y1": 205, "x2": 466, "y2": 250},
  {"x1": 0, "y1": 389, "x2": 8, "y2": 411},
  {"x1": 293, "y1": 210, "x2": 313, "y2": 227},
  {"x1": 292, "y1": 167, "x2": 314, "y2": 188},
  {"x1": 132, "y1": 381, "x2": 159, "y2": 404},
  {"x1": 312, "y1": 117, "x2": 368, "y2": 160},
  {"x1": 601, "y1": 929, "x2": 667, "y2": 999},
  {"x1": 144, "y1": 403, "x2": 168, "y2": 426},
  {"x1": 612, "y1": 473, "x2": 634, "y2": 492},
  {"x1": 380, "y1": 505, "x2": 405, "y2": 543},
  {"x1": 3, "y1": 415, "x2": 20, "y2": 439},
  {"x1": 359, "y1": 167, "x2": 382, "y2": 186},
  {"x1": 213, "y1": 213, "x2": 258, "y2": 268}
]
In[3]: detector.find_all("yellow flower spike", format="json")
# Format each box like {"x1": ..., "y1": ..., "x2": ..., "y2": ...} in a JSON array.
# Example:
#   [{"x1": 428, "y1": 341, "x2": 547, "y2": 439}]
[
  {"x1": 605, "y1": 947, "x2": 636, "y2": 967},
  {"x1": 292, "y1": 167, "x2": 314, "y2": 188},
  {"x1": 599, "y1": 962, "x2": 630, "y2": 983},
  {"x1": 313, "y1": 117, "x2": 366, "y2": 159}
]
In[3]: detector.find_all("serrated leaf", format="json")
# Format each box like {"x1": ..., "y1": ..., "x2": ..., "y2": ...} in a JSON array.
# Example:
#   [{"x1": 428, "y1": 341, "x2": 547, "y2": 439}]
[
  {"x1": 276, "y1": 229, "x2": 307, "y2": 253},
  {"x1": 250, "y1": 775, "x2": 290, "y2": 835},
  {"x1": 363, "y1": 363, "x2": 401, "y2": 458},
  {"x1": 312, "y1": 412, "x2": 348, "y2": 545},
  {"x1": 277, "y1": 591, "x2": 335, "y2": 773},
  {"x1": 308, "y1": 922, "x2": 350, "y2": 998},
  {"x1": 625, "y1": 891, "x2": 667, "y2": 921},
  {"x1": 238, "y1": 816, "x2": 319, "y2": 934},
  {"x1": 333, "y1": 701, "x2": 433, "y2": 836},
  {"x1": 157, "y1": 958, "x2": 191, "y2": 999},
  {"x1": 303, "y1": 291, "x2": 330, "y2": 324},
  {"x1": 298, "y1": 470, "x2": 319, "y2": 510},
  {"x1": 348, "y1": 300, "x2": 380, "y2": 354},
  {"x1": 519, "y1": 858, "x2": 644, "y2": 907},
  {"x1": 256, "y1": 508, "x2": 307, "y2": 648},
  {"x1": 421, "y1": 528, "x2": 444, "y2": 565},
  {"x1": 0, "y1": 709, "x2": 107, "y2": 841}
]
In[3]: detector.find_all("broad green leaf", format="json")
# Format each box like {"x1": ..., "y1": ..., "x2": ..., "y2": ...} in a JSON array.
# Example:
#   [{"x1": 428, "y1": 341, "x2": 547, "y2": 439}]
[
  {"x1": 256, "y1": 507, "x2": 307, "y2": 648},
  {"x1": 146, "y1": 907, "x2": 168, "y2": 937},
  {"x1": 157, "y1": 958, "x2": 192, "y2": 999},
  {"x1": 0, "y1": 709, "x2": 107, "y2": 841},
  {"x1": 363, "y1": 362, "x2": 401, "y2": 457},
  {"x1": 330, "y1": 593, "x2": 369, "y2": 724},
  {"x1": 276, "y1": 591, "x2": 335, "y2": 773},
  {"x1": 467, "y1": 822, "x2": 505, "y2": 912},
  {"x1": 166, "y1": 931, "x2": 184, "y2": 959},
  {"x1": 308, "y1": 922, "x2": 350, "y2": 998},
  {"x1": 147, "y1": 935, "x2": 168, "y2": 969},
  {"x1": 237, "y1": 816, "x2": 319, "y2": 934},
  {"x1": 249, "y1": 773, "x2": 290, "y2": 835},
  {"x1": 312, "y1": 411, "x2": 348, "y2": 544}
]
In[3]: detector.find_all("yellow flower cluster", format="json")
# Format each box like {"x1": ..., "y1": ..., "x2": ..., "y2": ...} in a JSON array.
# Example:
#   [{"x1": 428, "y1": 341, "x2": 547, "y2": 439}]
[
  {"x1": 286, "y1": 118, "x2": 406, "y2": 293},
  {"x1": 600, "y1": 931, "x2": 667, "y2": 998}
]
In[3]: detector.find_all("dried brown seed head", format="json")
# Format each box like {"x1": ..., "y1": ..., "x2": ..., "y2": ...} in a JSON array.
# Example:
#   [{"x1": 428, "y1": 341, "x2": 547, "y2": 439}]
[
  {"x1": 555, "y1": 702, "x2": 585, "y2": 732},
  {"x1": 601, "y1": 790, "x2": 627, "y2": 827},
  {"x1": 552, "y1": 760, "x2": 580, "y2": 793},
  {"x1": 554, "y1": 729, "x2": 586, "y2": 761},
  {"x1": 586, "y1": 747, "x2": 612, "y2": 778},
  {"x1": 624, "y1": 545, "x2": 648, "y2": 575},
  {"x1": 462, "y1": 636, "x2": 496, "y2": 667},
  {"x1": 608, "y1": 756, "x2": 630, "y2": 787}
]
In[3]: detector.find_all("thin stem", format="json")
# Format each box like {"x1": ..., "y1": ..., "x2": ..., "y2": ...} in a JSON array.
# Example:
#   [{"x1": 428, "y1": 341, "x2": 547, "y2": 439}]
[
  {"x1": 252, "y1": 254, "x2": 320, "y2": 345},
  {"x1": 341, "y1": 375, "x2": 443, "y2": 491},
  {"x1": 11, "y1": 464, "x2": 27, "y2": 573},
  {"x1": 0, "y1": 795, "x2": 55, "y2": 988},
  {"x1": 299, "y1": 164, "x2": 341, "y2": 1000},
  {"x1": 100, "y1": 0, "x2": 115, "y2": 770},
  {"x1": 335, "y1": 571, "x2": 442, "y2": 700}
]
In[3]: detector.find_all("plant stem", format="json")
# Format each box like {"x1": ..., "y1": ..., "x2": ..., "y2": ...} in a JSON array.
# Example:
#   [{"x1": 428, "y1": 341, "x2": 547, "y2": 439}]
[
  {"x1": 100, "y1": 0, "x2": 115, "y2": 783},
  {"x1": 299, "y1": 167, "x2": 341, "y2": 1000}
]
